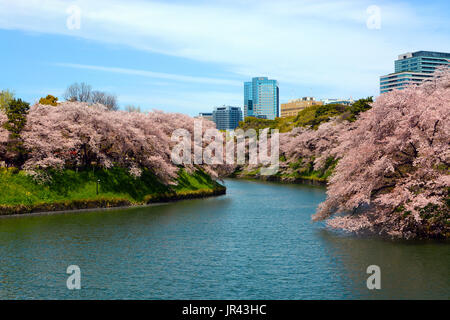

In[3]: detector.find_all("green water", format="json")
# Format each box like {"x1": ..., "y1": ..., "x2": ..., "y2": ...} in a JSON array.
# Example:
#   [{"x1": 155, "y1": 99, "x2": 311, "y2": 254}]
[{"x1": 0, "y1": 179, "x2": 448, "y2": 299}]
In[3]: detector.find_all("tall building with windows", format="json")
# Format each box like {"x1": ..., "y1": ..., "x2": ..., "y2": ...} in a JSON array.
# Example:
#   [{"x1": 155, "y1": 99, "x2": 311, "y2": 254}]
[
  {"x1": 244, "y1": 82, "x2": 253, "y2": 118},
  {"x1": 394, "y1": 51, "x2": 450, "y2": 73},
  {"x1": 212, "y1": 105, "x2": 243, "y2": 130},
  {"x1": 380, "y1": 51, "x2": 450, "y2": 94},
  {"x1": 244, "y1": 77, "x2": 279, "y2": 120}
]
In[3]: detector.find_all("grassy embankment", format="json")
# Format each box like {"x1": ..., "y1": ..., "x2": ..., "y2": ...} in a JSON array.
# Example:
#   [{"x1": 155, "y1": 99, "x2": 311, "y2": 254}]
[
  {"x1": 232, "y1": 156, "x2": 337, "y2": 185},
  {"x1": 0, "y1": 167, "x2": 225, "y2": 215}
]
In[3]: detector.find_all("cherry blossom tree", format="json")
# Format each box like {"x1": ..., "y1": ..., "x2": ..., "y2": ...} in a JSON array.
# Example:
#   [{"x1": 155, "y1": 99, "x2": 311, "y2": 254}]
[
  {"x1": 5, "y1": 101, "x2": 221, "y2": 183},
  {"x1": 313, "y1": 68, "x2": 450, "y2": 238},
  {"x1": 279, "y1": 120, "x2": 352, "y2": 175}
]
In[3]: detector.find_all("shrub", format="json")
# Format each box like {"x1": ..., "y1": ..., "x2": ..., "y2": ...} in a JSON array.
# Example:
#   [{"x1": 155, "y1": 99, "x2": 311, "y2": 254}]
[{"x1": 39, "y1": 95, "x2": 58, "y2": 106}]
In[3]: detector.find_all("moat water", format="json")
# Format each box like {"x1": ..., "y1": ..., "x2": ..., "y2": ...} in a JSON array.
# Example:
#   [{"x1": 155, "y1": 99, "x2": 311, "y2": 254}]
[{"x1": 0, "y1": 179, "x2": 448, "y2": 299}]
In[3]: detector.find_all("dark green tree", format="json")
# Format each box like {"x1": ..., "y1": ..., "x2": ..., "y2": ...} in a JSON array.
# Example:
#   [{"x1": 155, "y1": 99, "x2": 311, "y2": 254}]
[
  {"x1": 349, "y1": 97, "x2": 373, "y2": 121},
  {"x1": 2, "y1": 98, "x2": 30, "y2": 167}
]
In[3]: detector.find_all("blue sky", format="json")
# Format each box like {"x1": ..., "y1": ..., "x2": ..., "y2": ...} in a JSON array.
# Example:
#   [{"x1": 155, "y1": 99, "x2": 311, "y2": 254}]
[{"x1": 0, "y1": 0, "x2": 449, "y2": 116}]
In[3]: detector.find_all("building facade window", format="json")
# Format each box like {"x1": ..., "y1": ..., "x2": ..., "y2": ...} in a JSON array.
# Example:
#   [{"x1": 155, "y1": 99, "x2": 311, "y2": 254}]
[
  {"x1": 381, "y1": 51, "x2": 449, "y2": 93},
  {"x1": 212, "y1": 106, "x2": 243, "y2": 130},
  {"x1": 244, "y1": 77, "x2": 279, "y2": 120}
]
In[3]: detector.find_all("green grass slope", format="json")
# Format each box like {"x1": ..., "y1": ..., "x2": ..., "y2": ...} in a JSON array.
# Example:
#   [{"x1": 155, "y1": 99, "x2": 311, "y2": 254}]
[{"x1": 0, "y1": 167, "x2": 225, "y2": 215}]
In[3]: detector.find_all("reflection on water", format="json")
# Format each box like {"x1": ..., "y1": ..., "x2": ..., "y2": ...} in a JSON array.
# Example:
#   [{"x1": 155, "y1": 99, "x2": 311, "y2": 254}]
[
  {"x1": 0, "y1": 179, "x2": 448, "y2": 299},
  {"x1": 318, "y1": 229, "x2": 450, "y2": 299}
]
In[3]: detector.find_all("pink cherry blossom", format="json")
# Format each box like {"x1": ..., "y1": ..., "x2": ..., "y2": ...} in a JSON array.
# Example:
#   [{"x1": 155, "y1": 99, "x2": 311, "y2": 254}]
[
  {"x1": 0, "y1": 101, "x2": 221, "y2": 183},
  {"x1": 314, "y1": 68, "x2": 450, "y2": 238}
]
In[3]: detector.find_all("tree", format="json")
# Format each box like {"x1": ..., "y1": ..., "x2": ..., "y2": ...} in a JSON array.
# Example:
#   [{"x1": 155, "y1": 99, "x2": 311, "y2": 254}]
[
  {"x1": 313, "y1": 69, "x2": 450, "y2": 239},
  {"x1": 0, "y1": 89, "x2": 14, "y2": 111},
  {"x1": 348, "y1": 97, "x2": 373, "y2": 121},
  {"x1": 294, "y1": 103, "x2": 349, "y2": 129},
  {"x1": 277, "y1": 119, "x2": 351, "y2": 182},
  {"x1": 91, "y1": 90, "x2": 118, "y2": 111},
  {"x1": 63, "y1": 82, "x2": 92, "y2": 102},
  {"x1": 2, "y1": 98, "x2": 30, "y2": 167},
  {"x1": 63, "y1": 83, "x2": 118, "y2": 110},
  {"x1": 291, "y1": 98, "x2": 373, "y2": 129},
  {"x1": 39, "y1": 95, "x2": 58, "y2": 106},
  {"x1": 20, "y1": 101, "x2": 219, "y2": 183}
]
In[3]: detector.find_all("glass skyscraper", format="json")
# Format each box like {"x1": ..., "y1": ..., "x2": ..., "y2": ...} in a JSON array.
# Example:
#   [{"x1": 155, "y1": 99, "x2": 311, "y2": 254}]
[
  {"x1": 244, "y1": 77, "x2": 279, "y2": 120},
  {"x1": 394, "y1": 51, "x2": 450, "y2": 73},
  {"x1": 380, "y1": 51, "x2": 450, "y2": 94},
  {"x1": 212, "y1": 106, "x2": 243, "y2": 130}
]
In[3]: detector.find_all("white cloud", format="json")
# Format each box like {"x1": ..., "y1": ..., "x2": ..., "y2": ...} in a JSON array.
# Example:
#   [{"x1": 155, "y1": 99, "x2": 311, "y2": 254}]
[
  {"x1": 53, "y1": 62, "x2": 241, "y2": 86},
  {"x1": 0, "y1": 0, "x2": 449, "y2": 98}
]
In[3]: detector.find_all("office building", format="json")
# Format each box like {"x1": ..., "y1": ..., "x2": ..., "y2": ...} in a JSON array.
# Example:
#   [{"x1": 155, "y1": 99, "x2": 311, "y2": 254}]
[
  {"x1": 380, "y1": 51, "x2": 450, "y2": 94},
  {"x1": 212, "y1": 106, "x2": 243, "y2": 130},
  {"x1": 281, "y1": 97, "x2": 323, "y2": 118},
  {"x1": 394, "y1": 51, "x2": 450, "y2": 73},
  {"x1": 380, "y1": 72, "x2": 434, "y2": 94},
  {"x1": 244, "y1": 77, "x2": 279, "y2": 120},
  {"x1": 194, "y1": 112, "x2": 213, "y2": 122}
]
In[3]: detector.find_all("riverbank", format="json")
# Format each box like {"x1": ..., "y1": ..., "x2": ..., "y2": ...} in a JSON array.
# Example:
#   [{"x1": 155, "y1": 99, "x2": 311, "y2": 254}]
[
  {"x1": 229, "y1": 161, "x2": 334, "y2": 186},
  {"x1": 0, "y1": 189, "x2": 227, "y2": 218},
  {"x1": 0, "y1": 167, "x2": 225, "y2": 216},
  {"x1": 231, "y1": 173, "x2": 327, "y2": 186}
]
